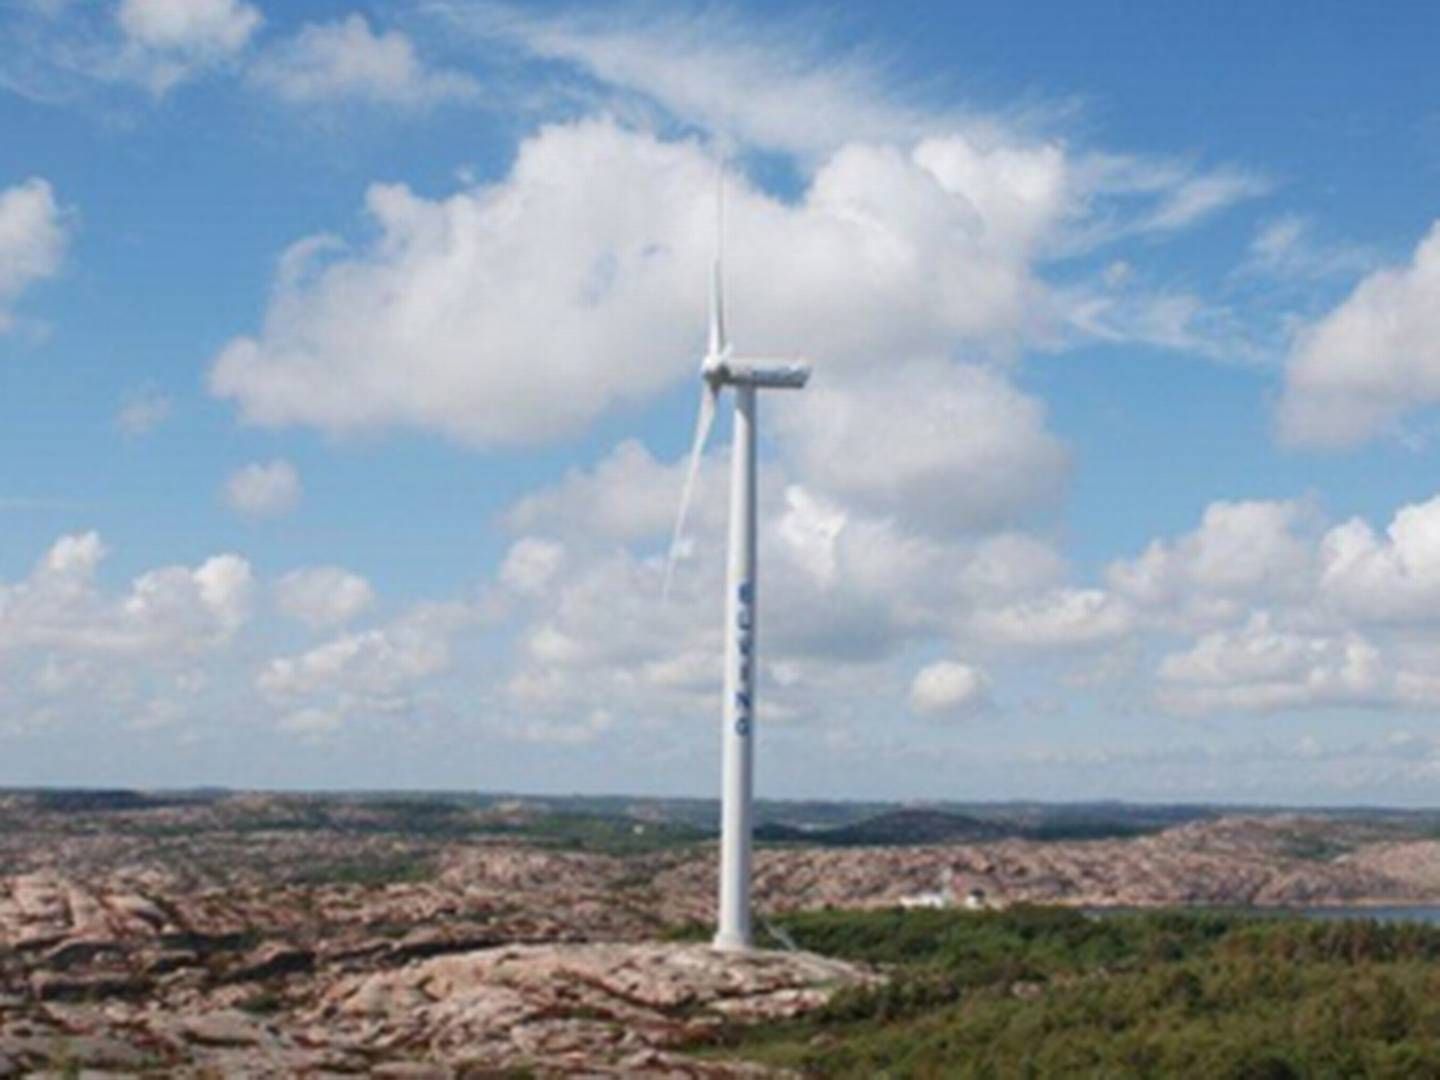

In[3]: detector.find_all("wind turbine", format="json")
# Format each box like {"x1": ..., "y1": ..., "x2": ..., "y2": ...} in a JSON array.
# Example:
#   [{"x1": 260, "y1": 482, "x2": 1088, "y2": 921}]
[{"x1": 665, "y1": 170, "x2": 810, "y2": 952}]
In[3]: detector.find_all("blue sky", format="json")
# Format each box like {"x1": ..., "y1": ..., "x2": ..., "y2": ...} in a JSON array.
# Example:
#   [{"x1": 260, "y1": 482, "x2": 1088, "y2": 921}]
[{"x1": 5, "y1": 0, "x2": 1440, "y2": 804}]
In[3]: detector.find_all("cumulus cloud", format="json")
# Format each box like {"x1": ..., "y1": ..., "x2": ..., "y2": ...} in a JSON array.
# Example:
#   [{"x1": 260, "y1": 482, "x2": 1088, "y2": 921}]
[
  {"x1": 970, "y1": 587, "x2": 1134, "y2": 648},
  {"x1": 125, "y1": 554, "x2": 254, "y2": 641},
  {"x1": 115, "y1": 0, "x2": 261, "y2": 94},
  {"x1": 1158, "y1": 614, "x2": 1384, "y2": 715},
  {"x1": 486, "y1": 433, "x2": 1072, "y2": 732},
  {"x1": 0, "y1": 178, "x2": 70, "y2": 332},
  {"x1": 208, "y1": 121, "x2": 1077, "y2": 445},
  {"x1": 117, "y1": 0, "x2": 260, "y2": 54},
  {"x1": 462, "y1": 0, "x2": 1271, "y2": 260},
  {"x1": 208, "y1": 111, "x2": 1253, "y2": 448},
  {"x1": 776, "y1": 360, "x2": 1068, "y2": 534},
  {"x1": 224, "y1": 459, "x2": 301, "y2": 519},
  {"x1": 257, "y1": 601, "x2": 482, "y2": 729},
  {"x1": 1278, "y1": 221, "x2": 1440, "y2": 447},
  {"x1": 0, "y1": 531, "x2": 503, "y2": 746},
  {"x1": 274, "y1": 567, "x2": 375, "y2": 629},
  {"x1": 506, "y1": 439, "x2": 699, "y2": 541},
  {"x1": 1075, "y1": 491, "x2": 1440, "y2": 716},
  {"x1": 258, "y1": 615, "x2": 450, "y2": 699},
  {"x1": 210, "y1": 123, "x2": 713, "y2": 444},
  {"x1": 1109, "y1": 492, "x2": 1440, "y2": 639},
  {"x1": 249, "y1": 14, "x2": 479, "y2": 107},
  {"x1": 453, "y1": 0, "x2": 1266, "y2": 242},
  {"x1": 0, "y1": 0, "x2": 260, "y2": 101},
  {"x1": 909, "y1": 660, "x2": 988, "y2": 716},
  {"x1": 0, "y1": 531, "x2": 254, "y2": 656},
  {"x1": 1107, "y1": 500, "x2": 1316, "y2": 629},
  {"x1": 1318, "y1": 495, "x2": 1440, "y2": 624},
  {"x1": 499, "y1": 538, "x2": 566, "y2": 596}
]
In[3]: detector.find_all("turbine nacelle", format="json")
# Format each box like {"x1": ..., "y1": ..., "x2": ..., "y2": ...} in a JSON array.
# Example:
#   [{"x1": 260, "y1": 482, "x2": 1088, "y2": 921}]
[
  {"x1": 702, "y1": 351, "x2": 812, "y2": 390},
  {"x1": 719, "y1": 359, "x2": 811, "y2": 389}
]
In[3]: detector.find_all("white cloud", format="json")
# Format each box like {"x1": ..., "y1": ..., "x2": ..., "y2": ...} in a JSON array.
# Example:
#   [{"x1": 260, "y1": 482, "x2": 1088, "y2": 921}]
[
  {"x1": 506, "y1": 439, "x2": 697, "y2": 541},
  {"x1": 776, "y1": 360, "x2": 1068, "y2": 534},
  {"x1": 0, "y1": 178, "x2": 70, "y2": 332},
  {"x1": 1243, "y1": 214, "x2": 1372, "y2": 282},
  {"x1": 775, "y1": 487, "x2": 847, "y2": 586},
  {"x1": 274, "y1": 567, "x2": 375, "y2": 629},
  {"x1": 210, "y1": 123, "x2": 713, "y2": 445},
  {"x1": 1108, "y1": 499, "x2": 1315, "y2": 628},
  {"x1": 115, "y1": 0, "x2": 261, "y2": 94},
  {"x1": 1279, "y1": 220, "x2": 1440, "y2": 447},
  {"x1": 499, "y1": 538, "x2": 566, "y2": 596},
  {"x1": 257, "y1": 602, "x2": 480, "y2": 726},
  {"x1": 1139, "y1": 168, "x2": 1270, "y2": 233},
  {"x1": 486, "y1": 433, "x2": 1072, "y2": 733},
  {"x1": 42, "y1": 530, "x2": 105, "y2": 578},
  {"x1": 210, "y1": 121, "x2": 1066, "y2": 444},
  {"x1": 249, "y1": 14, "x2": 479, "y2": 107},
  {"x1": 0, "y1": 532, "x2": 254, "y2": 657},
  {"x1": 278, "y1": 706, "x2": 341, "y2": 737},
  {"x1": 1060, "y1": 278, "x2": 1271, "y2": 367},
  {"x1": 1070, "y1": 153, "x2": 1268, "y2": 245},
  {"x1": 465, "y1": 0, "x2": 1268, "y2": 257},
  {"x1": 450, "y1": 2, "x2": 964, "y2": 159},
  {"x1": 1318, "y1": 495, "x2": 1440, "y2": 624},
  {"x1": 909, "y1": 660, "x2": 987, "y2": 716},
  {"x1": 224, "y1": 459, "x2": 301, "y2": 519},
  {"x1": 124, "y1": 554, "x2": 254, "y2": 641},
  {"x1": 970, "y1": 587, "x2": 1134, "y2": 648},
  {"x1": 258, "y1": 621, "x2": 448, "y2": 700},
  {"x1": 1158, "y1": 614, "x2": 1384, "y2": 715},
  {"x1": 114, "y1": 389, "x2": 172, "y2": 437},
  {"x1": 505, "y1": 707, "x2": 615, "y2": 746},
  {"x1": 209, "y1": 110, "x2": 1259, "y2": 448},
  {"x1": 1083, "y1": 491, "x2": 1440, "y2": 716},
  {"x1": 455, "y1": 0, "x2": 1266, "y2": 251},
  {"x1": 117, "y1": 0, "x2": 260, "y2": 53}
]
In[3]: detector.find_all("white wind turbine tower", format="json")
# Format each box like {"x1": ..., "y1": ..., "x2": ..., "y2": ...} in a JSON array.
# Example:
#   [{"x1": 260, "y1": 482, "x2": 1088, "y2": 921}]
[{"x1": 665, "y1": 170, "x2": 810, "y2": 952}]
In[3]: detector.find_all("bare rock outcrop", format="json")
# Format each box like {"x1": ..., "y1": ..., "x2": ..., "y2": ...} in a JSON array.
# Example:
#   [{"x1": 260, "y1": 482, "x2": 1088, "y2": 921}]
[{"x1": 316, "y1": 943, "x2": 874, "y2": 1074}]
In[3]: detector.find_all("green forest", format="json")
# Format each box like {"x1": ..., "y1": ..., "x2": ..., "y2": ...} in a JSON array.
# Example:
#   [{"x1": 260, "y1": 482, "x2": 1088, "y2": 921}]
[{"x1": 709, "y1": 907, "x2": 1440, "y2": 1078}]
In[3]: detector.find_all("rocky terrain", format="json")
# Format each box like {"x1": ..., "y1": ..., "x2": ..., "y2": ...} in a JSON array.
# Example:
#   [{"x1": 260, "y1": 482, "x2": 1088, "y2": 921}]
[{"x1": 3, "y1": 793, "x2": 1440, "y2": 1075}]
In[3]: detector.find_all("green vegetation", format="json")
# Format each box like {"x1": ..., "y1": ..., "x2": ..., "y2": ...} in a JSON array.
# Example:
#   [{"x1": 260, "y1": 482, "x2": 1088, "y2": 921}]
[
  {"x1": 288, "y1": 853, "x2": 435, "y2": 887},
  {"x1": 710, "y1": 907, "x2": 1440, "y2": 1078},
  {"x1": 757, "y1": 809, "x2": 1008, "y2": 847},
  {"x1": 482, "y1": 812, "x2": 711, "y2": 855}
]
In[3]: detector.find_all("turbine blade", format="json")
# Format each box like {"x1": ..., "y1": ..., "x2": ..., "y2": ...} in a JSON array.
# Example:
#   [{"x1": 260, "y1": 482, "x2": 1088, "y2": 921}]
[
  {"x1": 707, "y1": 160, "x2": 726, "y2": 358},
  {"x1": 708, "y1": 257, "x2": 726, "y2": 358},
  {"x1": 663, "y1": 380, "x2": 719, "y2": 600}
]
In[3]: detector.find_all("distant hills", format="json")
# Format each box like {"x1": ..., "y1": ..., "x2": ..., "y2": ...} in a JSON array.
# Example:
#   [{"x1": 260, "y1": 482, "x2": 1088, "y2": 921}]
[
  {"x1": 757, "y1": 808, "x2": 1010, "y2": 846},
  {"x1": 10, "y1": 787, "x2": 1439, "y2": 851}
]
